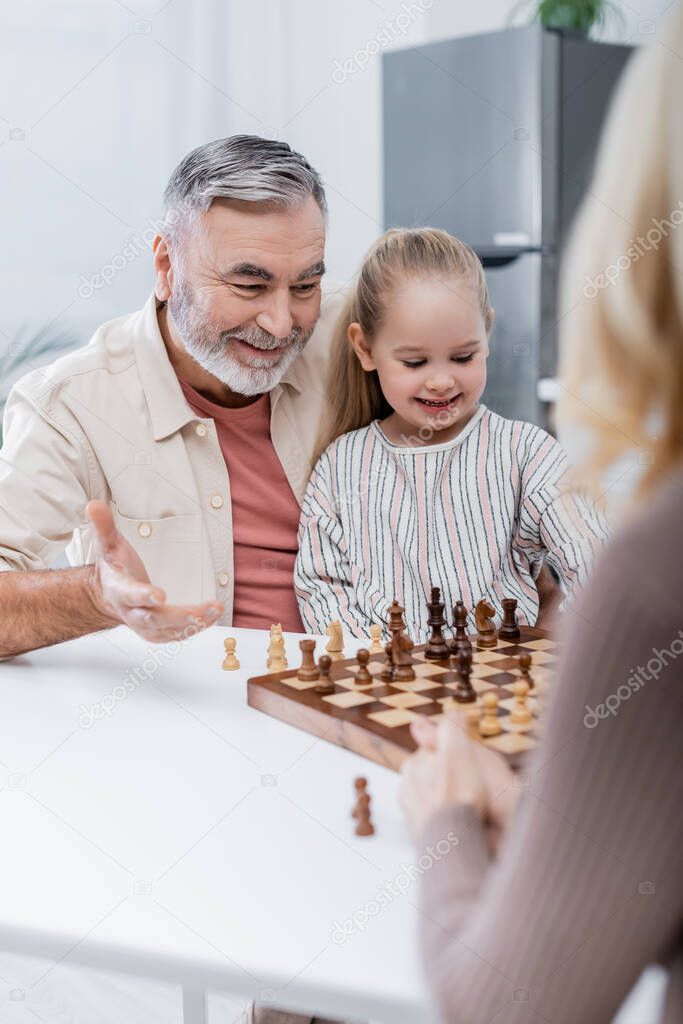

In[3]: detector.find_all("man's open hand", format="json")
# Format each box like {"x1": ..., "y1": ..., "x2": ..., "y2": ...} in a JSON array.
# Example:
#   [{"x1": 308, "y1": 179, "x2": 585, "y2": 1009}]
[{"x1": 87, "y1": 500, "x2": 223, "y2": 643}]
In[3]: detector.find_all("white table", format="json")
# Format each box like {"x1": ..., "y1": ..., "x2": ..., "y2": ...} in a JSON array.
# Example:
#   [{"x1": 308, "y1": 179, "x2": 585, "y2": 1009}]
[{"x1": 0, "y1": 625, "x2": 436, "y2": 1023}]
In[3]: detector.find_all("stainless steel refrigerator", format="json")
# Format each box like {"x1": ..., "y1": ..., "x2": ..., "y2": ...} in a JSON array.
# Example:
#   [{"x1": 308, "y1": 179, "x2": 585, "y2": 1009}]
[{"x1": 383, "y1": 25, "x2": 632, "y2": 428}]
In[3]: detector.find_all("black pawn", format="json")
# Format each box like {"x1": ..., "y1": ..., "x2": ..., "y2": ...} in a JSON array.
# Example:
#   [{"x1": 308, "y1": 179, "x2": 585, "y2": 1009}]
[
  {"x1": 315, "y1": 654, "x2": 335, "y2": 694},
  {"x1": 381, "y1": 639, "x2": 394, "y2": 682},
  {"x1": 425, "y1": 585, "x2": 450, "y2": 660},
  {"x1": 453, "y1": 646, "x2": 476, "y2": 703},
  {"x1": 354, "y1": 649, "x2": 373, "y2": 685},
  {"x1": 518, "y1": 652, "x2": 534, "y2": 691}
]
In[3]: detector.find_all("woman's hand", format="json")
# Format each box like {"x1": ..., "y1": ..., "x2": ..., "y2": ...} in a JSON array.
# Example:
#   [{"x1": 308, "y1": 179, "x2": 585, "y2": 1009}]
[{"x1": 399, "y1": 711, "x2": 519, "y2": 849}]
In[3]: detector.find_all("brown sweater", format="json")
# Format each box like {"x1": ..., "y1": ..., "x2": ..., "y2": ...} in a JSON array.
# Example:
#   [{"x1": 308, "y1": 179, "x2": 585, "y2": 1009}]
[{"x1": 420, "y1": 467, "x2": 683, "y2": 1023}]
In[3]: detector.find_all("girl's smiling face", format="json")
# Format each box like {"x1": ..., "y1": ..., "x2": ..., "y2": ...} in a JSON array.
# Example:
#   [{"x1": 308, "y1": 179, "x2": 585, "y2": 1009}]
[{"x1": 348, "y1": 276, "x2": 491, "y2": 446}]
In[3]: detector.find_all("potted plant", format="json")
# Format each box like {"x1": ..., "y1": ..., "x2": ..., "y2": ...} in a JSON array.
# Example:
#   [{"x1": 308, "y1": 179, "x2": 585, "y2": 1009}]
[{"x1": 513, "y1": 0, "x2": 624, "y2": 36}]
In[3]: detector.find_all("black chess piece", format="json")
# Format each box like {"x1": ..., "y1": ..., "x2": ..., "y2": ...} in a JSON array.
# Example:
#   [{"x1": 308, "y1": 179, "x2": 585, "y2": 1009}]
[
  {"x1": 380, "y1": 638, "x2": 394, "y2": 681},
  {"x1": 499, "y1": 597, "x2": 521, "y2": 640},
  {"x1": 450, "y1": 600, "x2": 470, "y2": 656},
  {"x1": 453, "y1": 646, "x2": 476, "y2": 703},
  {"x1": 518, "y1": 652, "x2": 534, "y2": 691},
  {"x1": 354, "y1": 649, "x2": 373, "y2": 685},
  {"x1": 315, "y1": 654, "x2": 335, "y2": 694},
  {"x1": 425, "y1": 585, "x2": 451, "y2": 660}
]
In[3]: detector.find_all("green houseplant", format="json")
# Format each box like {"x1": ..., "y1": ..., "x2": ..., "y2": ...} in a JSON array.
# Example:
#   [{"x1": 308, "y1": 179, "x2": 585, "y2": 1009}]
[{"x1": 514, "y1": 0, "x2": 624, "y2": 35}]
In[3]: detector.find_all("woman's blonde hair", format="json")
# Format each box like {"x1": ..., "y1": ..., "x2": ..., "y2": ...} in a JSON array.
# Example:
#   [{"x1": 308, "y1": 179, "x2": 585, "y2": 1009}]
[
  {"x1": 313, "y1": 227, "x2": 493, "y2": 465},
  {"x1": 557, "y1": 4, "x2": 683, "y2": 499}
]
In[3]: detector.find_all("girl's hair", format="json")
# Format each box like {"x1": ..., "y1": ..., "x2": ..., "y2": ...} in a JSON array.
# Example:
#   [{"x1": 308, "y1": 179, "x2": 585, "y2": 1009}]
[
  {"x1": 556, "y1": 3, "x2": 683, "y2": 499},
  {"x1": 313, "y1": 227, "x2": 493, "y2": 465}
]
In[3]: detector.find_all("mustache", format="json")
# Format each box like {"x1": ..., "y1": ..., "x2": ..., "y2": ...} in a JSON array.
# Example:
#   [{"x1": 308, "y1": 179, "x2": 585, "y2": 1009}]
[{"x1": 219, "y1": 324, "x2": 307, "y2": 351}]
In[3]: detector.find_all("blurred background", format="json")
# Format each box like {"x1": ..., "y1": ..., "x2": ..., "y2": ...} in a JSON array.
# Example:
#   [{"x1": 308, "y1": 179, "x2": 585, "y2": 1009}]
[{"x1": 0, "y1": 0, "x2": 675, "y2": 432}]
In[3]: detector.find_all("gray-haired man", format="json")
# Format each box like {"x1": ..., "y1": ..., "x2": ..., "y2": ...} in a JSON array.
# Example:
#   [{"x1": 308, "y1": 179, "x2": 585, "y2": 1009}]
[
  {"x1": 0, "y1": 138, "x2": 352, "y2": 1022},
  {"x1": 0, "y1": 136, "x2": 345, "y2": 658}
]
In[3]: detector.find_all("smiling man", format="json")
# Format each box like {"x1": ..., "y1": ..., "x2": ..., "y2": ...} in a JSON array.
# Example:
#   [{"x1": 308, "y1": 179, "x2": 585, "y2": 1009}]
[{"x1": 0, "y1": 136, "x2": 344, "y2": 657}]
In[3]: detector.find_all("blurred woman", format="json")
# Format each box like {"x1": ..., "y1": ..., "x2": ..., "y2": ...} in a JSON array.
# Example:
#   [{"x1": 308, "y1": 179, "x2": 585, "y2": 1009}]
[{"x1": 399, "y1": 7, "x2": 683, "y2": 1023}]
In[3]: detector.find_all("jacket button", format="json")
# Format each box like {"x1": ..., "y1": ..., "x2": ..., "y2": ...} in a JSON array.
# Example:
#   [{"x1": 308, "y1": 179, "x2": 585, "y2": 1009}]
[
  {"x1": 210, "y1": 494, "x2": 224, "y2": 510},
  {"x1": 138, "y1": 522, "x2": 152, "y2": 538}
]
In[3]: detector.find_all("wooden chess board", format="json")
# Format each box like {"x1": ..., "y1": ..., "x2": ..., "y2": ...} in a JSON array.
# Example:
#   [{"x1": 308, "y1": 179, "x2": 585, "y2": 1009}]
[{"x1": 247, "y1": 627, "x2": 559, "y2": 771}]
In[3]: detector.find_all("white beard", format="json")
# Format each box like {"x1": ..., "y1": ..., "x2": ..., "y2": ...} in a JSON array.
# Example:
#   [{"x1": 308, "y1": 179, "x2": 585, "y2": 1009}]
[
  {"x1": 185, "y1": 332, "x2": 307, "y2": 396},
  {"x1": 168, "y1": 282, "x2": 311, "y2": 396}
]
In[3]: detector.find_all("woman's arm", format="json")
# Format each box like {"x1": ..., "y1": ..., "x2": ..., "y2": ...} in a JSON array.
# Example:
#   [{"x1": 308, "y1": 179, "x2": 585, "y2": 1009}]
[{"x1": 412, "y1": 526, "x2": 683, "y2": 1023}]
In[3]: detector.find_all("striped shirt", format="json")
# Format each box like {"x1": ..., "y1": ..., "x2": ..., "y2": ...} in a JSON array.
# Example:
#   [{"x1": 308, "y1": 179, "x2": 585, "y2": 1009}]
[{"x1": 294, "y1": 405, "x2": 608, "y2": 640}]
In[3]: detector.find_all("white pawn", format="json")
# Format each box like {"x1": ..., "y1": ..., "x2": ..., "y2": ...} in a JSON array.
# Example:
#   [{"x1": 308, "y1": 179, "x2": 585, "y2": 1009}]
[
  {"x1": 479, "y1": 691, "x2": 502, "y2": 737},
  {"x1": 222, "y1": 637, "x2": 240, "y2": 671},
  {"x1": 368, "y1": 624, "x2": 383, "y2": 654},
  {"x1": 510, "y1": 679, "x2": 532, "y2": 726}
]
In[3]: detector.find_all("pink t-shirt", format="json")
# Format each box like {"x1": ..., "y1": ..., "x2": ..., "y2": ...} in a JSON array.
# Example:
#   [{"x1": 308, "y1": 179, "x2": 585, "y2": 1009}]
[{"x1": 179, "y1": 379, "x2": 304, "y2": 633}]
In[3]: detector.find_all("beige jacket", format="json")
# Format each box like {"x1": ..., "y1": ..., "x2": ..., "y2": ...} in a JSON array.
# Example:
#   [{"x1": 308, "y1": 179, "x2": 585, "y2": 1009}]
[{"x1": 0, "y1": 288, "x2": 346, "y2": 623}]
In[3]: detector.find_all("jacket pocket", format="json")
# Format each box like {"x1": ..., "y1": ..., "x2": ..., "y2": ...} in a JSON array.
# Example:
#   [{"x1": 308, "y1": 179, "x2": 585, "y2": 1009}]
[{"x1": 111, "y1": 505, "x2": 210, "y2": 605}]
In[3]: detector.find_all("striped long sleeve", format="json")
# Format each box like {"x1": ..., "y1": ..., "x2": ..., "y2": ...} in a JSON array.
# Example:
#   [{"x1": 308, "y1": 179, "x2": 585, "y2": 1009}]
[
  {"x1": 295, "y1": 445, "x2": 390, "y2": 636},
  {"x1": 294, "y1": 406, "x2": 608, "y2": 640},
  {"x1": 516, "y1": 426, "x2": 608, "y2": 595}
]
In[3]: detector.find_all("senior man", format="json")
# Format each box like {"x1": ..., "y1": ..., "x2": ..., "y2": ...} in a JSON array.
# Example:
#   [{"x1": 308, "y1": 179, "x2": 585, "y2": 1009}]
[
  {"x1": 0, "y1": 135, "x2": 346, "y2": 658},
  {"x1": 0, "y1": 137, "x2": 354, "y2": 1024}
]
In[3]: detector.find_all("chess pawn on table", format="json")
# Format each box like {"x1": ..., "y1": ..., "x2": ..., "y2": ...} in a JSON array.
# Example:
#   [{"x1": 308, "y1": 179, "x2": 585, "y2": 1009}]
[
  {"x1": 222, "y1": 637, "x2": 240, "y2": 671},
  {"x1": 518, "y1": 652, "x2": 534, "y2": 691},
  {"x1": 498, "y1": 597, "x2": 521, "y2": 640},
  {"x1": 510, "y1": 679, "x2": 532, "y2": 727},
  {"x1": 297, "y1": 639, "x2": 319, "y2": 682},
  {"x1": 351, "y1": 776, "x2": 367, "y2": 819},
  {"x1": 381, "y1": 640, "x2": 395, "y2": 682},
  {"x1": 479, "y1": 691, "x2": 502, "y2": 737},
  {"x1": 314, "y1": 654, "x2": 335, "y2": 695},
  {"x1": 368, "y1": 624, "x2": 384, "y2": 654},
  {"x1": 354, "y1": 792, "x2": 375, "y2": 837},
  {"x1": 453, "y1": 646, "x2": 477, "y2": 703},
  {"x1": 353, "y1": 649, "x2": 373, "y2": 686},
  {"x1": 425, "y1": 585, "x2": 450, "y2": 660}
]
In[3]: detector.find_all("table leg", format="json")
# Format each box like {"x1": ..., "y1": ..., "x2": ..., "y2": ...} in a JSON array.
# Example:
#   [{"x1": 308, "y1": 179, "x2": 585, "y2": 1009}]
[{"x1": 182, "y1": 986, "x2": 208, "y2": 1024}]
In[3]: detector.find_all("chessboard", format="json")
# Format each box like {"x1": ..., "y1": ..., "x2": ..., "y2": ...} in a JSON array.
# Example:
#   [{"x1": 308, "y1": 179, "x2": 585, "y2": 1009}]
[{"x1": 247, "y1": 626, "x2": 559, "y2": 772}]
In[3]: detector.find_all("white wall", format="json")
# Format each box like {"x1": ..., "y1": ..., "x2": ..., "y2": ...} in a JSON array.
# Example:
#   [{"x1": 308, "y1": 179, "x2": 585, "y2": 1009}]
[{"x1": 0, "y1": 0, "x2": 677, "y2": 372}]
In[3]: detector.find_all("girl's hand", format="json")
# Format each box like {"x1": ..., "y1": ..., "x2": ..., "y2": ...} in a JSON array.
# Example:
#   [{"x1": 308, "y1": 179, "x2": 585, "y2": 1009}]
[{"x1": 399, "y1": 712, "x2": 519, "y2": 846}]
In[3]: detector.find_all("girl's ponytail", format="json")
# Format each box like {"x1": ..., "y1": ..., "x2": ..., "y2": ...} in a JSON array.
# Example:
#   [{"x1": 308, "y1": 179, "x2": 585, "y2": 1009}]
[{"x1": 311, "y1": 289, "x2": 390, "y2": 467}]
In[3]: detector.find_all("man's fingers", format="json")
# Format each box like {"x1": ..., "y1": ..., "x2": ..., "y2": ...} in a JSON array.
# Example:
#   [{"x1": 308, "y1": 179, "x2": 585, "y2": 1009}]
[
  {"x1": 126, "y1": 601, "x2": 223, "y2": 637},
  {"x1": 86, "y1": 500, "x2": 119, "y2": 556}
]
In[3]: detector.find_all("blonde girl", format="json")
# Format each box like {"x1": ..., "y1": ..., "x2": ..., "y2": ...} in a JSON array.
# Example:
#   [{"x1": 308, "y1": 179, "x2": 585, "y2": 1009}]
[{"x1": 294, "y1": 228, "x2": 607, "y2": 640}]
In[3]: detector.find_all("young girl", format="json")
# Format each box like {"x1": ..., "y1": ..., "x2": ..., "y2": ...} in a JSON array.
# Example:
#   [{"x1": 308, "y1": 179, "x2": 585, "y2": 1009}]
[{"x1": 294, "y1": 228, "x2": 608, "y2": 641}]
